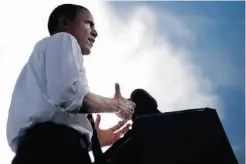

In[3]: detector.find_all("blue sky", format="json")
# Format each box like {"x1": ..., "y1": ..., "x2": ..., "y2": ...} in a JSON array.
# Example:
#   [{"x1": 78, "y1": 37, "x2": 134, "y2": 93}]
[{"x1": 109, "y1": 1, "x2": 245, "y2": 163}]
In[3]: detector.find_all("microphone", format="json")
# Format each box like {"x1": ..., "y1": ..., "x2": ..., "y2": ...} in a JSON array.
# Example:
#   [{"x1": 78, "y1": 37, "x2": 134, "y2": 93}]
[{"x1": 130, "y1": 89, "x2": 161, "y2": 119}]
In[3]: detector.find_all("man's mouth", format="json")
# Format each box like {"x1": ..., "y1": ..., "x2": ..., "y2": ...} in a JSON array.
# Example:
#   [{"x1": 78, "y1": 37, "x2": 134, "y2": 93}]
[{"x1": 88, "y1": 38, "x2": 95, "y2": 46}]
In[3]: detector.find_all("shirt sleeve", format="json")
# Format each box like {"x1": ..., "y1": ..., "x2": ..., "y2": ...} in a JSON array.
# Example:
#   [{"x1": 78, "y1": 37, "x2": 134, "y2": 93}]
[{"x1": 44, "y1": 32, "x2": 89, "y2": 113}]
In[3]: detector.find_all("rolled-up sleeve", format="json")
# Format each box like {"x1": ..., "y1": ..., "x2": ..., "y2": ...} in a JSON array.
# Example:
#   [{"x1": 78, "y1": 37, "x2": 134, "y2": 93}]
[{"x1": 44, "y1": 32, "x2": 89, "y2": 113}]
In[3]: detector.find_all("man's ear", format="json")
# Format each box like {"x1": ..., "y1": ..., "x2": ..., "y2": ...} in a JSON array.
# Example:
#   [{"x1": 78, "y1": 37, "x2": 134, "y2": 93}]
[{"x1": 58, "y1": 16, "x2": 68, "y2": 30}]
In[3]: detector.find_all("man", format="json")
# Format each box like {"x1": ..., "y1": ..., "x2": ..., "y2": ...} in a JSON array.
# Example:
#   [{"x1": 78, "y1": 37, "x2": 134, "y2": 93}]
[{"x1": 7, "y1": 4, "x2": 135, "y2": 164}]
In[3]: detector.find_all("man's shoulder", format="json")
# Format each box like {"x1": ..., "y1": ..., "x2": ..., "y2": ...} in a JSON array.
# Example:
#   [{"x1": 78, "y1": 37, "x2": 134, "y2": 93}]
[
  {"x1": 34, "y1": 32, "x2": 81, "y2": 56},
  {"x1": 35, "y1": 32, "x2": 78, "y2": 47},
  {"x1": 49, "y1": 32, "x2": 78, "y2": 44}
]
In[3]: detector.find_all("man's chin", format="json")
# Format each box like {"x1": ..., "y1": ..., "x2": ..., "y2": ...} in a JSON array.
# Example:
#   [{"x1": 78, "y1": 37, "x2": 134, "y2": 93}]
[{"x1": 81, "y1": 48, "x2": 91, "y2": 55}]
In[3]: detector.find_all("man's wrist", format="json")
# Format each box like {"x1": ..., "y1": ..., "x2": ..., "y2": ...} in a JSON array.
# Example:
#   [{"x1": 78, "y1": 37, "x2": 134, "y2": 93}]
[
  {"x1": 82, "y1": 92, "x2": 117, "y2": 113},
  {"x1": 105, "y1": 98, "x2": 119, "y2": 113}
]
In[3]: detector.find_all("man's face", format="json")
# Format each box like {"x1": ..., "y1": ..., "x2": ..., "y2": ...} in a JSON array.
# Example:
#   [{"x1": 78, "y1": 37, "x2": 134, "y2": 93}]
[{"x1": 66, "y1": 10, "x2": 98, "y2": 55}]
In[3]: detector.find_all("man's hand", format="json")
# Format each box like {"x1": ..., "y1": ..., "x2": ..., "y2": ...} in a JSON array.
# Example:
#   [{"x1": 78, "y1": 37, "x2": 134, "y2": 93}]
[
  {"x1": 113, "y1": 83, "x2": 135, "y2": 121},
  {"x1": 95, "y1": 114, "x2": 131, "y2": 147}
]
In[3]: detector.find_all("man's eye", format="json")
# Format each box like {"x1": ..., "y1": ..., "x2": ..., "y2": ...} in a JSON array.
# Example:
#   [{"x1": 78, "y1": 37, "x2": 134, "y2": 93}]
[{"x1": 86, "y1": 21, "x2": 94, "y2": 28}]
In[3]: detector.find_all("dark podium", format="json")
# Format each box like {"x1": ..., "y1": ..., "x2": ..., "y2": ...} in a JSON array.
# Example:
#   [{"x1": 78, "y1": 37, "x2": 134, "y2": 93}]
[{"x1": 104, "y1": 108, "x2": 238, "y2": 164}]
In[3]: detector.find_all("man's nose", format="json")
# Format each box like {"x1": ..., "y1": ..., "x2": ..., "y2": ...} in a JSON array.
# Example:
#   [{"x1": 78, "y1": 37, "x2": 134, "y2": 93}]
[{"x1": 91, "y1": 29, "x2": 98, "y2": 38}]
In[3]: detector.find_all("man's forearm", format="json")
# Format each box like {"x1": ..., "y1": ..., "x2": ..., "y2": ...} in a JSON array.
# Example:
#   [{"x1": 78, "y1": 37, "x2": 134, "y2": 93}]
[{"x1": 81, "y1": 92, "x2": 117, "y2": 113}]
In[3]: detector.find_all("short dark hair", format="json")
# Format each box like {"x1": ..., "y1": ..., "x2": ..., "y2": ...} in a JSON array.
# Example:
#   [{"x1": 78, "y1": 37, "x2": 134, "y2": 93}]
[{"x1": 48, "y1": 4, "x2": 88, "y2": 35}]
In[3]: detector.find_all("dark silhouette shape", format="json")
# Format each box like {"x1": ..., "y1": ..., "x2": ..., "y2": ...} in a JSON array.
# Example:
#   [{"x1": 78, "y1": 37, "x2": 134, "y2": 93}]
[
  {"x1": 104, "y1": 88, "x2": 161, "y2": 164},
  {"x1": 104, "y1": 89, "x2": 238, "y2": 164},
  {"x1": 130, "y1": 88, "x2": 161, "y2": 120}
]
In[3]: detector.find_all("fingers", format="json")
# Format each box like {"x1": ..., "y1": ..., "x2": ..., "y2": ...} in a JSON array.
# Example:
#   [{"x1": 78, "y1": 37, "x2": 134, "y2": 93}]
[
  {"x1": 115, "y1": 98, "x2": 135, "y2": 120},
  {"x1": 95, "y1": 114, "x2": 101, "y2": 129},
  {"x1": 115, "y1": 123, "x2": 131, "y2": 139},
  {"x1": 120, "y1": 123, "x2": 131, "y2": 134},
  {"x1": 109, "y1": 120, "x2": 126, "y2": 132},
  {"x1": 116, "y1": 112, "x2": 132, "y2": 122},
  {"x1": 114, "y1": 83, "x2": 122, "y2": 98},
  {"x1": 119, "y1": 112, "x2": 132, "y2": 122}
]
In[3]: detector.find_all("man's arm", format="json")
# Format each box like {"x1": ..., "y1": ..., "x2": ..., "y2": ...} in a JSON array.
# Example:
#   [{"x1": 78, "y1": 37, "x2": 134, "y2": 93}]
[
  {"x1": 81, "y1": 84, "x2": 135, "y2": 121},
  {"x1": 80, "y1": 92, "x2": 118, "y2": 113},
  {"x1": 45, "y1": 32, "x2": 119, "y2": 114}
]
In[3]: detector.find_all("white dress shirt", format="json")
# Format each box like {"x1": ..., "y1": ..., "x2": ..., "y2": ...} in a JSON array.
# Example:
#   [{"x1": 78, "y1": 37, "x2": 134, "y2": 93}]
[{"x1": 6, "y1": 32, "x2": 93, "y2": 153}]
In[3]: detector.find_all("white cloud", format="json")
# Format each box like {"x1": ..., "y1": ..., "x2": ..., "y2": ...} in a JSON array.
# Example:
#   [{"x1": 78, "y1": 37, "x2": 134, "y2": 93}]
[
  {"x1": 0, "y1": 1, "x2": 221, "y2": 163},
  {"x1": 85, "y1": 3, "x2": 221, "y2": 112}
]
